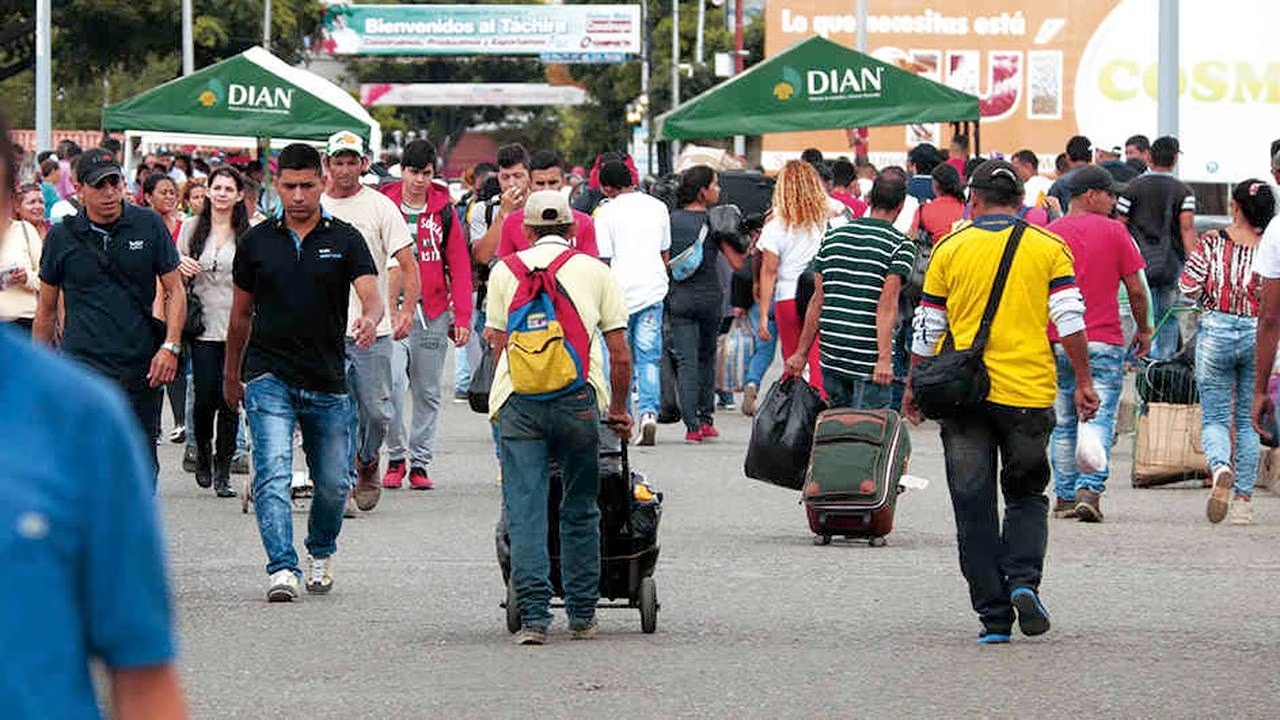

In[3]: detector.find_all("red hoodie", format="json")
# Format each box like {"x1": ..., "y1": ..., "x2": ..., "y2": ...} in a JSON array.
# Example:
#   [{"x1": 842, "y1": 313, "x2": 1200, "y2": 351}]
[{"x1": 380, "y1": 180, "x2": 473, "y2": 329}]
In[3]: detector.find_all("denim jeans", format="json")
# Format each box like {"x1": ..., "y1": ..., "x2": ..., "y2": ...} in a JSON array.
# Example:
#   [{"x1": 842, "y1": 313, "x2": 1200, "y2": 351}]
[
  {"x1": 244, "y1": 373, "x2": 351, "y2": 576},
  {"x1": 407, "y1": 311, "x2": 452, "y2": 469},
  {"x1": 670, "y1": 307, "x2": 720, "y2": 432},
  {"x1": 499, "y1": 388, "x2": 601, "y2": 630},
  {"x1": 824, "y1": 372, "x2": 892, "y2": 410},
  {"x1": 1150, "y1": 284, "x2": 1181, "y2": 361},
  {"x1": 627, "y1": 302, "x2": 664, "y2": 417},
  {"x1": 1050, "y1": 342, "x2": 1125, "y2": 499},
  {"x1": 939, "y1": 403, "x2": 1055, "y2": 633},
  {"x1": 1196, "y1": 311, "x2": 1260, "y2": 497},
  {"x1": 745, "y1": 304, "x2": 778, "y2": 389},
  {"x1": 386, "y1": 336, "x2": 411, "y2": 461},
  {"x1": 345, "y1": 335, "x2": 394, "y2": 467}
]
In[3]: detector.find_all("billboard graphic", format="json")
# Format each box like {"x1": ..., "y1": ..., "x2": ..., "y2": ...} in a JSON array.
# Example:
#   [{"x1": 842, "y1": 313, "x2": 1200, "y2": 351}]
[{"x1": 360, "y1": 83, "x2": 590, "y2": 107}]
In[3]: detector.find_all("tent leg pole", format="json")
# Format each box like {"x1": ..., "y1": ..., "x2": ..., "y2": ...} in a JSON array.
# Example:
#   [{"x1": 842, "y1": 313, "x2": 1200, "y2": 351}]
[{"x1": 973, "y1": 122, "x2": 981, "y2": 158}]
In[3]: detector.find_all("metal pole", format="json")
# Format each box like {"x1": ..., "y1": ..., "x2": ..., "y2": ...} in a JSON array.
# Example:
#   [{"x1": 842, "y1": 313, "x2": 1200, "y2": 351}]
[
  {"x1": 856, "y1": 0, "x2": 867, "y2": 52},
  {"x1": 182, "y1": 0, "x2": 195, "y2": 75},
  {"x1": 35, "y1": 0, "x2": 51, "y2": 153},
  {"x1": 641, "y1": 0, "x2": 653, "y2": 175},
  {"x1": 263, "y1": 0, "x2": 272, "y2": 49},
  {"x1": 695, "y1": 0, "x2": 705, "y2": 66},
  {"x1": 1156, "y1": 0, "x2": 1179, "y2": 139},
  {"x1": 732, "y1": 0, "x2": 744, "y2": 157},
  {"x1": 671, "y1": 0, "x2": 680, "y2": 110}
]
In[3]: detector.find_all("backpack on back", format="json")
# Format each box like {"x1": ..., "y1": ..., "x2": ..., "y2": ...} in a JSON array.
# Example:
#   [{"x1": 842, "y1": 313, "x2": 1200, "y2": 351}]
[{"x1": 503, "y1": 249, "x2": 592, "y2": 399}]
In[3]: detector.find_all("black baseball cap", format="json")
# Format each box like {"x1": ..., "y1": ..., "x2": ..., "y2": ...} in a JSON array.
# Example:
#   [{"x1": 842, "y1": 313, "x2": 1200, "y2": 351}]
[
  {"x1": 967, "y1": 159, "x2": 1024, "y2": 193},
  {"x1": 75, "y1": 148, "x2": 123, "y2": 185},
  {"x1": 1069, "y1": 165, "x2": 1126, "y2": 196}
]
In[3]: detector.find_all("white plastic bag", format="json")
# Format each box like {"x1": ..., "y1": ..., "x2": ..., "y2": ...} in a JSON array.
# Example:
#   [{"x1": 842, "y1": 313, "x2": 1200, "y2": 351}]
[{"x1": 1075, "y1": 422, "x2": 1108, "y2": 474}]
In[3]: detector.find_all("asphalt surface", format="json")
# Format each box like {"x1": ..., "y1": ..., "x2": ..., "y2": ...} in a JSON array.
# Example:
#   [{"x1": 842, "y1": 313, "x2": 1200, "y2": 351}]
[{"x1": 159, "y1": 373, "x2": 1280, "y2": 719}]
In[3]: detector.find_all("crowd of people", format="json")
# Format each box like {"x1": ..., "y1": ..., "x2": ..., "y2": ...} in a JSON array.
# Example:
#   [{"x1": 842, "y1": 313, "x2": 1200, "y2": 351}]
[{"x1": 9, "y1": 99, "x2": 1280, "y2": 712}]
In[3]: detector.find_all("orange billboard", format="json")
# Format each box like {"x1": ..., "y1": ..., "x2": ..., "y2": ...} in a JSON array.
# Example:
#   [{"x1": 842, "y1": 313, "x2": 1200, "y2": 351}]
[{"x1": 763, "y1": 0, "x2": 1280, "y2": 182}]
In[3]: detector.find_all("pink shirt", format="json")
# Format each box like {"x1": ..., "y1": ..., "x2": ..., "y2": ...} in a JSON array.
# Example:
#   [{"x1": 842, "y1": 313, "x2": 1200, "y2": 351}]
[
  {"x1": 830, "y1": 191, "x2": 867, "y2": 218},
  {"x1": 1046, "y1": 213, "x2": 1146, "y2": 345},
  {"x1": 499, "y1": 208, "x2": 598, "y2": 258}
]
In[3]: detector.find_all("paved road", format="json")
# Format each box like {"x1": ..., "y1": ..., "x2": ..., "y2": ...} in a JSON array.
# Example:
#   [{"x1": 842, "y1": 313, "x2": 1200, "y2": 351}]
[{"x1": 159, "y1": 383, "x2": 1280, "y2": 719}]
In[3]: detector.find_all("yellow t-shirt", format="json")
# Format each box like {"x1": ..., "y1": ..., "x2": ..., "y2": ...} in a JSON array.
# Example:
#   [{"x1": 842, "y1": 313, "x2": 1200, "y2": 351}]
[
  {"x1": 921, "y1": 216, "x2": 1076, "y2": 409},
  {"x1": 484, "y1": 237, "x2": 628, "y2": 420}
]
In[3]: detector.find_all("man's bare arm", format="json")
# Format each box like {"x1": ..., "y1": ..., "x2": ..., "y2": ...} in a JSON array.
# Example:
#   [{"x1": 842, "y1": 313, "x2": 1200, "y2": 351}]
[
  {"x1": 110, "y1": 664, "x2": 187, "y2": 720},
  {"x1": 32, "y1": 282, "x2": 60, "y2": 346}
]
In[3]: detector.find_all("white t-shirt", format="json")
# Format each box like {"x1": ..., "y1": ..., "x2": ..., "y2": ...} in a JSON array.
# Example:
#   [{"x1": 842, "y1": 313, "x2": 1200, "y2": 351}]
[
  {"x1": 1252, "y1": 216, "x2": 1280, "y2": 279},
  {"x1": 322, "y1": 186, "x2": 414, "y2": 337},
  {"x1": 49, "y1": 199, "x2": 77, "y2": 224},
  {"x1": 1024, "y1": 175, "x2": 1054, "y2": 205},
  {"x1": 756, "y1": 217, "x2": 824, "y2": 301},
  {"x1": 594, "y1": 191, "x2": 672, "y2": 314}
]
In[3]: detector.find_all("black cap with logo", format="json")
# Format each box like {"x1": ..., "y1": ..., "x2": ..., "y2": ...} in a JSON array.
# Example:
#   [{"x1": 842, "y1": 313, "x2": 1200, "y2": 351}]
[{"x1": 75, "y1": 148, "x2": 123, "y2": 186}]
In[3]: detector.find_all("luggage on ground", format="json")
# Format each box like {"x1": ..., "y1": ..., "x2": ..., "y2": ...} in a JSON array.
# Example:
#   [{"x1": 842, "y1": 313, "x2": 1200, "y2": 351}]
[
  {"x1": 803, "y1": 408, "x2": 911, "y2": 544},
  {"x1": 720, "y1": 317, "x2": 754, "y2": 393},
  {"x1": 744, "y1": 376, "x2": 827, "y2": 490},
  {"x1": 1133, "y1": 402, "x2": 1208, "y2": 487}
]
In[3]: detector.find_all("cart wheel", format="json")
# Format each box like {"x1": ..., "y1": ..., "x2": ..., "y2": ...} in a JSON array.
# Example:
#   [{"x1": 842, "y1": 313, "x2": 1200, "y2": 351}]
[
  {"x1": 639, "y1": 577, "x2": 658, "y2": 634},
  {"x1": 813, "y1": 535, "x2": 832, "y2": 546},
  {"x1": 505, "y1": 584, "x2": 521, "y2": 634},
  {"x1": 869, "y1": 536, "x2": 887, "y2": 548}
]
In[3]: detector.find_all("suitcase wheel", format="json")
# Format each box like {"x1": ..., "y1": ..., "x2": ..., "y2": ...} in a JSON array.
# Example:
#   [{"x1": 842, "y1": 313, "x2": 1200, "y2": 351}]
[
  {"x1": 638, "y1": 577, "x2": 658, "y2": 634},
  {"x1": 868, "y1": 536, "x2": 887, "y2": 548},
  {"x1": 813, "y1": 535, "x2": 832, "y2": 546},
  {"x1": 505, "y1": 583, "x2": 521, "y2": 634}
]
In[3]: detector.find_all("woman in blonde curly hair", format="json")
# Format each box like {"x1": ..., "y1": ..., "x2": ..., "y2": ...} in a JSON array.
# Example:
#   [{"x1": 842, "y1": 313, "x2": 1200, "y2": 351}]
[{"x1": 757, "y1": 160, "x2": 829, "y2": 390}]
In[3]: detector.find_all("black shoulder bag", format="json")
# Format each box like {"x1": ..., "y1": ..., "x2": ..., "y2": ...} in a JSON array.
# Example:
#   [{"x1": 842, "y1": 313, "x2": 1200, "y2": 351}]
[
  {"x1": 73, "y1": 229, "x2": 168, "y2": 354},
  {"x1": 909, "y1": 220, "x2": 1027, "y2": 420}
]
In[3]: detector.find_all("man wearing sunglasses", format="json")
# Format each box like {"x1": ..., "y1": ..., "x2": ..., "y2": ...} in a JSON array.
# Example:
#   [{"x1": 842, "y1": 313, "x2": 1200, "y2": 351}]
[{"x1": 34, "y1": 148, "x2": 185, "y2": 484}]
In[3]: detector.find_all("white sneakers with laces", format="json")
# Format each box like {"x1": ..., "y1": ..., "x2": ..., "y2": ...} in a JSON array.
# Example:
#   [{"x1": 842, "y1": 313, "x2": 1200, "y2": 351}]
[
  {"x1": 306, "y1": 555, "x2": 334, "y2": 594},
  {"x1": 267, "y1": 569, "x2": 299, "y2": 602}
]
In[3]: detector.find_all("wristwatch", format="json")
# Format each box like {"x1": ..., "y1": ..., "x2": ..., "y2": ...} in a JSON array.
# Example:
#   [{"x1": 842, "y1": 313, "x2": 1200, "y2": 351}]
[{"x1": 161, "y1": 342, "x2": 182, "y2": 357}]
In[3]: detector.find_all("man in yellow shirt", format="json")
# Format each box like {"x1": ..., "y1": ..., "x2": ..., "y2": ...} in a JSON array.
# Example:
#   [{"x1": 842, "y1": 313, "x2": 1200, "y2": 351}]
[
  {"x1": 904, "y1": 160, "x2": 1100, "y2": 644},
  {"x1": 484, "y1": 191, "x2": 633, "y2": 646}
]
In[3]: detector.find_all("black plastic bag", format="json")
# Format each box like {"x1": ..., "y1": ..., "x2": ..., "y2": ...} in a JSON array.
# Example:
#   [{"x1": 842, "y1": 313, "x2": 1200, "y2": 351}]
[
  {"x1": 468, "y1": 344, "x2": 496, "y2": 414},
  {"x1": 1136, "y1": 354, "x2": 1198, "y2": 405},
  {"x1": 708, "y1": 204, "x2": 748, "y2": 253},
  {"x1": 744, "y1": 377, "x2": 827, "y2": 490}
]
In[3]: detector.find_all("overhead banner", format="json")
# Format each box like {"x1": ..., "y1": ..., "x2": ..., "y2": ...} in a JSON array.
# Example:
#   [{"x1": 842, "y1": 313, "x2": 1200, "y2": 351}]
[
  {"x1": 361, "y1": 83, "x2": 590, "y2": 107},
  {"x1": 763, "y1": 0, "x2": 1280, "y2": 182},
  {"x1": 317, "y1": 4, "x2": 641, "y2": 57}
]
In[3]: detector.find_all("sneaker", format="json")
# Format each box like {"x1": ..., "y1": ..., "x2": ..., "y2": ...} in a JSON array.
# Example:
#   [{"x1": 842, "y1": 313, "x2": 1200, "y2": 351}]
[
  {"x1": 353, "y1": 453, "x2": 382, "y2": 511},
  {"x1": 1228, "y1": 495, "x2": 1254, "y2": 526},
  {"x1": 699, "y1": 424, "x2": 719, "y2": 439},
  {"x1": 343, "y1": 492, "x2": 359, "y2": 518},
  {"x1": 267, "y1": 569, "x2": 299, "y2": 602},
  {"x1": 383, "y1": 459, "x2": 407, "y2": 489},
  {"x1": 409, "y1": 467, "x2": 435, "y2": 490},
  {"x1": 638, "y1": 413, "x2": 657, "y2": 447},
  {"x1": 182, "y1": 445, "x2": 197, "y2": 473},
  {"x1": 1207, "y1": 466, "x2": 1234, "y2": 524},
  {"x1": 741, "y1": 383, "x2": 759, "y2": 416},
  {"x1": 1051, "y1": 497, "x2": 1077, "y2": 520},
  {"x1": 453, "y1": 391, "x2": 468, "y2": 404},
  {"x1": 168, "y1": 426, "x2": 186, "y2": 444},
  {"x1": 231, "y1": 453, "x2": 250, "y2": 475},
  {"x1": 1074, "y1": 488, "x2": 1104, "y2": 523},
  {"x1": 570, "y1": 616, "x2": 599, "y2": 640},
  {"x1": 685, "y1": 429, "x2": 703, "y2": 444},
  {"x1": 514, "y1": 627, "x2": 548, "y2": 646},
  {"x1": 977, "y1": 631, "x2": 1011, "y2": 645},
  {"x1": 305, "y1": 555, "x2": 333, "y2": 594},
  {"x1": 1010, "y1": 587, "x2": 1051, "y2": 637},
  {"x1": 291, "y1": 485, "x2": 313, "y2": 500},
  {"x1": 716, "y1": 391, "x2": 736, "y2": 411}
]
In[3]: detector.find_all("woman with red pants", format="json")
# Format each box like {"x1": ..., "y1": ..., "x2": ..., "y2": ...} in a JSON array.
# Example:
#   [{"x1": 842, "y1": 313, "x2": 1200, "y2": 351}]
[{"x1": 757, "y1": 160, "x2": 829, "y2": 391}]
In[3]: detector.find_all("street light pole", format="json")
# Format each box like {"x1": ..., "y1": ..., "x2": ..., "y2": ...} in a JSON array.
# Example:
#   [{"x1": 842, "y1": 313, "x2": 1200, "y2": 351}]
[
  {"x1": 182, "y1": 0, "x2": 194, "y2": 75},
  {"x1": 263, "y1": 0, "x2": 272, "y2": 50},
  {"x1": 35, "y1": 0, "x2": 51, "y2": 153},
  {"x1": 695, "y1": 0, "x2": 705, "y2": 66},
  {"x1": 671, "y1": 0, "x2": 680, "y2": 110},
  {"x1": 1156, "y1": 0, "x2": 1178, "y2": 139}
]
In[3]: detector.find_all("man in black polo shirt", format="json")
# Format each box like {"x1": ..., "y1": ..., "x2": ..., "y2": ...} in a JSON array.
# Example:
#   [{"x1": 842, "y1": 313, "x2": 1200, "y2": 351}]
[
  {"x1": 33, "y1": 148, "x2": 185, "y2": 482},
  {"x1": 224, "y1": 143, "x2": 381, "y2": 602}
]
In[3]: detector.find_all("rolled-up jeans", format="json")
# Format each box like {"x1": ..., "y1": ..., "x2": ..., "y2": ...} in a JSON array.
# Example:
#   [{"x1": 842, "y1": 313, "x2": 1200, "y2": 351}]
[
  {"x1": 345, "y1": 335, "x2": 394, "y2": 470},
  {"x1": 245, "y1": 373, "x2": 351, "y2": 576},
  {"x1": 627, "y1": 302, "x2": 663, "y2": 417},
  {"x1": 1050, "y1": 342, "x2": 1125, "y2": 499},
  {"x1": 499, "y1": 388, "x2": 602, "y2": 630},
  {"x1": 1195, "y1": 311, "x2": 1260, "y2": 498},
  {"x1": 407, "y1": 311, "x2": 453, "y2": 470}
]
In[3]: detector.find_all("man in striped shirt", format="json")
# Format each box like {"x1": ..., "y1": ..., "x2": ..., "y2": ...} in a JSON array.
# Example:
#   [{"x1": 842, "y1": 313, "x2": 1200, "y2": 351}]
[{"x1": 786, "y1": 169, "x2": 915, "y2": 409}]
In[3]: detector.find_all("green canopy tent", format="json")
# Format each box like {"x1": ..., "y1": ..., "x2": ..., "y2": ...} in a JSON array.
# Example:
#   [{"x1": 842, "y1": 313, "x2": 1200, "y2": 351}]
[
  {"x1": 103, "y1": 46, "x2": 381, "y2": 154},
  {"x1": 656, "y1": 35, "x2": 980, "y2": 148}
]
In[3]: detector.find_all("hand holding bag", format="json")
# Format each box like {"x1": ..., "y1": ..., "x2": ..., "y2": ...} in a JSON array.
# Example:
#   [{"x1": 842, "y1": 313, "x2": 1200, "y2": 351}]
[{"x1": 909, "y1": 221, "x2": 1026, "y2": 420}]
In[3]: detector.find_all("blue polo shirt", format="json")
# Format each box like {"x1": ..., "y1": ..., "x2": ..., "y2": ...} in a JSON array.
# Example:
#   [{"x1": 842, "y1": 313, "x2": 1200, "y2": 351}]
[{"x1": 0, "y1": 327, "x2": 175, "y2": 718}]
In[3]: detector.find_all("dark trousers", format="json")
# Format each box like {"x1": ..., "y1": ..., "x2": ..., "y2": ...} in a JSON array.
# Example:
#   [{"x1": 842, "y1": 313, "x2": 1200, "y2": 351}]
[
  {"x1": 939, "y1": 402, "x2": 1055, "y2": 633},
  {"x1": 119, "y1": 372, "x2": 163, "y2": 485},
  {"x1": 191, "y1": 340, "x2": 240, "y2": 477},
  {"x1": 669, "y1": 309, "x2": 719, "y2": 432}
]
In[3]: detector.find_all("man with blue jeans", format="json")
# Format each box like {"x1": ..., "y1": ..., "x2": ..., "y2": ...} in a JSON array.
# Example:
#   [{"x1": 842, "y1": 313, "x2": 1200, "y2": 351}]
[
  {"x1": 224, "y1": 143, "x2": 382, "y2": 602},
  {"x1": 1047, "y1": 166, "x2": 1151, "y2": 522},
  {"x1": 485, "y1": 191, "x2": 632, "y2": 645},
  {"x1": 787, "y1": 169, "x2": 914, "y2": 410}
]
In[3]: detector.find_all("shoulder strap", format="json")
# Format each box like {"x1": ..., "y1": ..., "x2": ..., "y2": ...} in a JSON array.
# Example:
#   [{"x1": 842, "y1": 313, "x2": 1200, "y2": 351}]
[
  {"x1": 970, "y1": 220, "x2": 1028, "y2": 351},
  {"x1": 503, "y1": 252, "x2": 530, "y2": 278},
  {"x1": 73, "y1": 227, "x2": 157, "y2": 320}
]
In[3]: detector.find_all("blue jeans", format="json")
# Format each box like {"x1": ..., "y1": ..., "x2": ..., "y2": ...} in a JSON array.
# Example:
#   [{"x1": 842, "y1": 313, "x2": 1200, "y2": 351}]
[
  {"x1": 745, "y1": 304, "x2": 777, "y2": 388},
  {"x1": 1196, "y1": 311, "x2": 1260, "y2": 497},
  {"x1": 824, "y1": 372, "x2": 892, "y2": 410},
  {"x1": 499, "y1": 388, "x2": 601, "y2": 630},
  {"x1": 627, "y1": 302, "x2": 664, "y2": 417},
  {"x1": 1150, "y1": 285, "x2": 1181, "y2": 361},
  {"x1": 1050, "y1": 342, "x2": 1125, "y2": 499},
  {"x1": 245, "y1": 373, "x2": 352, "y2": 576}
]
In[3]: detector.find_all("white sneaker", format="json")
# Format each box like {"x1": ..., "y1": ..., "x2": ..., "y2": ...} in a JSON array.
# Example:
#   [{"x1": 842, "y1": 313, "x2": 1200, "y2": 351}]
[
  {"x1": 638, "y1": 413, "x2": 657, "y2": 446},
  {"x1": 1228, "y1": 496, "x2": 1254, "y2": 526},
  {"x1": 267, "y1": 569, "x2": 299, "y2": 602},
  {"x1": 306, "y1": 555, "x2": 333, "y2": 594}
]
